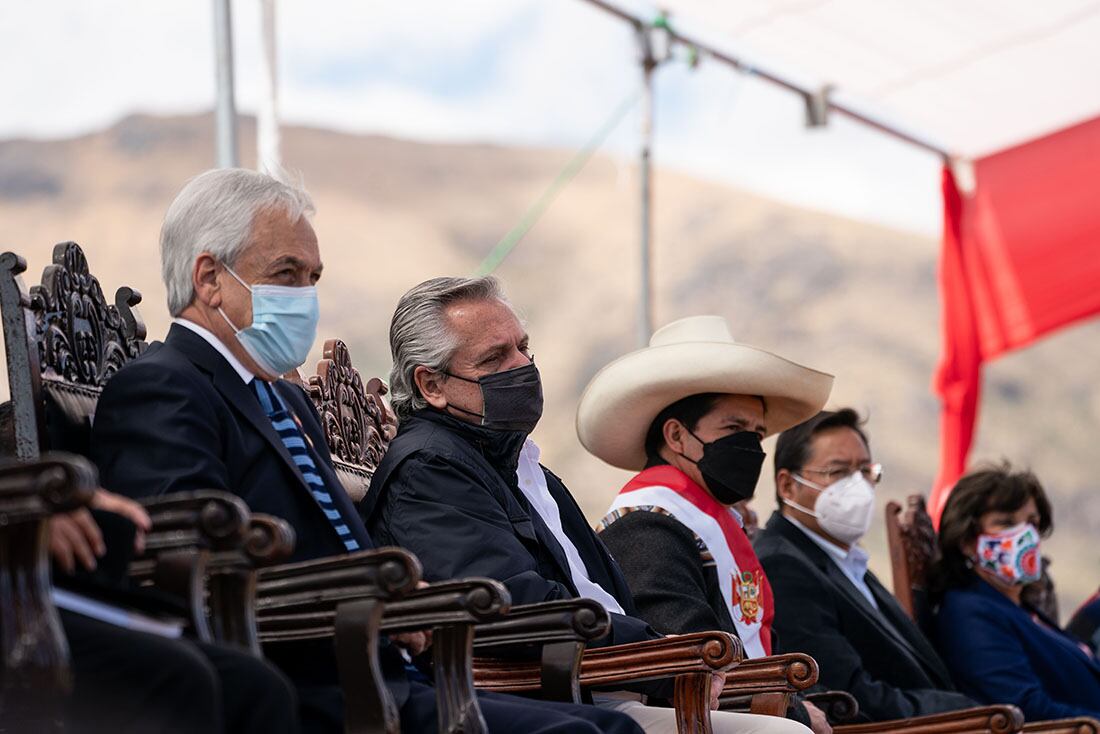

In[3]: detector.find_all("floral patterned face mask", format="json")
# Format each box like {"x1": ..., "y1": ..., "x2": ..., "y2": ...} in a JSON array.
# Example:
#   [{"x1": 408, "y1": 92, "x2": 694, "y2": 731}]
[{"x1": 975, "y1": 522, "x2": 1042, "y2": 586}]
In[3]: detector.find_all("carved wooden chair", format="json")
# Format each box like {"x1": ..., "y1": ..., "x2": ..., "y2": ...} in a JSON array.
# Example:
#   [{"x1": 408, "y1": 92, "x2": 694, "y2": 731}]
[
  {"x1": 886, "y1": 495, "x2": 1099, "y2": 734},
  {"x1": 0, "y1": 243, "x2": 295, "y2": 641},
  {"x1": 0, "y1": 453, "x2": 98, "y2": 731}
]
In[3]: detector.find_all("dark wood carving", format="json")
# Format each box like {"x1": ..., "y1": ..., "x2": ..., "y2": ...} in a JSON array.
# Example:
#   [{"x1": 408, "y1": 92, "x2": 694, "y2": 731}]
[
  {"x1": 0, "y1": 242, "x2": 147, "y2": 461},
  {"x1": 886, "y1": 495, "x2": 938, "y2": 622},
  {"x1": 0, "y1": 453, "x2": 97, "y2": 731},
  {"x1": 303, "y1": 339, "x2": 396, "y2": 502}
]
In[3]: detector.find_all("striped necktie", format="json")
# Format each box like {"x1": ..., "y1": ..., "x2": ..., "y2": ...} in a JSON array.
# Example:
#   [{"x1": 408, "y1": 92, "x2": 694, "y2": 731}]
[{"x1": 251, "y1": 379, "x2": 360, "y2": 551}]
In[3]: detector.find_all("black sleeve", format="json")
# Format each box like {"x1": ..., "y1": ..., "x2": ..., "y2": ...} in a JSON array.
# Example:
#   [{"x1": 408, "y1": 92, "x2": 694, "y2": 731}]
[
  {"x1": 761, "y1": 550, "x2": 974, "y2": 721},
  {"x1": 600, "y1": 511, "x2": 727, "y2": 636},
  {"x1": 90, "y1": 362, "x2": 232, "y2": 499},
  {"x1": 381, "y1": 454, "x2": 579, "y2": 601}
]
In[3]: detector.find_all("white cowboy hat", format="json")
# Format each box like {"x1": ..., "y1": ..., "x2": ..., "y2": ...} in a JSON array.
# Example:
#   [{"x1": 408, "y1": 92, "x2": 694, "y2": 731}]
[{"x1": 576, "y1": 315, "x2": 834, "y2": 471}]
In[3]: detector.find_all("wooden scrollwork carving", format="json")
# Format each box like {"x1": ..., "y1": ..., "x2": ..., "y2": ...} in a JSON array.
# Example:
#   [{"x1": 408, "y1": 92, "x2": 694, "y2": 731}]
[{"x1": 304, "y1": 338, "x2": 396, "y2": 501}]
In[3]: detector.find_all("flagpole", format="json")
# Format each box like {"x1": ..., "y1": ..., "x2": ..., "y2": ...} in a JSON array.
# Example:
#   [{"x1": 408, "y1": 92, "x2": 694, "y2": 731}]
[
  {"x1": 212, "y1": 0, "x2": 239, "y2": 168},
  {"x1": 637, "y1": 25, "x2": 656, "y2": 347}
]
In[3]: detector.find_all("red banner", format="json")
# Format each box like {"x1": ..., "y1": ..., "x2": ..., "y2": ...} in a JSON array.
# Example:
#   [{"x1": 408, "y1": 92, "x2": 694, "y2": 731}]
[{"x1": 931, "y1": 116, "x2": 1100, "y2": 521}]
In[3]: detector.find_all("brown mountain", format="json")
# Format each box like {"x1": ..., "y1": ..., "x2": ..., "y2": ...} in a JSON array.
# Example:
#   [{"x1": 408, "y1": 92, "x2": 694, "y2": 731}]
[{"x1": 1, "y1": 113, "x2": 1097, "y2": 615}]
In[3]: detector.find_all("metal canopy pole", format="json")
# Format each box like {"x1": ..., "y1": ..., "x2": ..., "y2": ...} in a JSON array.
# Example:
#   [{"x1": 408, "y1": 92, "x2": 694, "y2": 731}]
[
  {"x1": 213, "y1": 0, "x2": 239, "y2": 168},
  {"x1": 637, "y1": 24, "x2": 656, "y2": 346},
  {"x1": 578, "y1": 0, "x2": 951, "y2": 160}
]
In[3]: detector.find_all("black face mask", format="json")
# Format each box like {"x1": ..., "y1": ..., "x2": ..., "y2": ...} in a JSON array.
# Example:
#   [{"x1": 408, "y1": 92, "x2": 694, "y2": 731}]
[
  {"x1": 680, "y1": 428, "x2": 766, "y2": 504},
  {"x1": 443, "y1": 361, "x2": 544, "y2": 435}
]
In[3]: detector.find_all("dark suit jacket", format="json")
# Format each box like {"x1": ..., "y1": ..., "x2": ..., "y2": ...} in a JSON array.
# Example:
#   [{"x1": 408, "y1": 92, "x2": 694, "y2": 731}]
[
  {"x1": 755, "y1": 512, "x2": 976, "y2": 722},
  {"x1": 935, "y1": 577, "x2": 1100, "y2": 719},
  {"x1": 89, "y1": 324, "x2": 406, "y2": 705},
  {"x1": 91, "y1": 323, "x2": 371, "y2": 563},
  {"x1": 363, "y1": 410, "x2": 669, "y2": 697}
]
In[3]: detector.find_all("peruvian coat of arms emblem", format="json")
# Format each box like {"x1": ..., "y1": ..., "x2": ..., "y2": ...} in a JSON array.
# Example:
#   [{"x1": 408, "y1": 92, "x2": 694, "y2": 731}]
[{"x1": 730, "y1": 569, "x2": 763, "y2": 624}]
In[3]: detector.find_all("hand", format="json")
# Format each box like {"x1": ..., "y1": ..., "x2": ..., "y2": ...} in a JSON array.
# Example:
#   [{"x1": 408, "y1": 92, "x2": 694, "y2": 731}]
[
  {"x1": 92, "y1": 489, "x2": 152, "y2": 554},
  {"x1": 709, "y1": 671, "x2": 726, "y2": 710},
  {"x1": 803, "y1": 701, "x2": 833, "y2": 734},
  {"x1": 391, "y1": 630, "x2": 432, "y2": 656},
  {"x1": 48, "y1": 509, "x2": 105, "y2": 574}
]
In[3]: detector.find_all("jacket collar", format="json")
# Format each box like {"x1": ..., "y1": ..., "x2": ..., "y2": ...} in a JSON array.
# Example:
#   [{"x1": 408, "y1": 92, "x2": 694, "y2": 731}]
[{"x1": 410, "y1": 409, "x2": 528, "y2": 479}]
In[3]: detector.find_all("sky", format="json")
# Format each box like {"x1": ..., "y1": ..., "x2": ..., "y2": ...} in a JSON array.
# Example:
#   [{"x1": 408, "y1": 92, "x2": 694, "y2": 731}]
[{"x1": 0, "y1": 1, "x2": 945, "y2": 234}]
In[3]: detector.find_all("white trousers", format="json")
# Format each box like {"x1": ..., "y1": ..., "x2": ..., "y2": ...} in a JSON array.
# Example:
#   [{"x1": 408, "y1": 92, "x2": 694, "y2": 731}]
[{"x1": 596, "y1": 697, "x2": 811, "y2": 734}]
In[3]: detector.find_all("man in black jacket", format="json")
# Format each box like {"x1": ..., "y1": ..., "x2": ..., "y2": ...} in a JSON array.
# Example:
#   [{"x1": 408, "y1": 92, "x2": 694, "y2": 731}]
[
  {"x1": 91, "y1": 168, "x2": 643, "y2": 734},
  {"x1": 363, "y1": 277, "x2": 810, "y2": 734},
  {"x1": 755, "y1": 409, "x2": 977, "y2": 722}
]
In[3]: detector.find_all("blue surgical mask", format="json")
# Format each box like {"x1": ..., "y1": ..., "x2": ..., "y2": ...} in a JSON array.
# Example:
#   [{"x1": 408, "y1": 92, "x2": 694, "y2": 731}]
[{"x1": 218, "y1": 265, "x2": 319, "y2": 377}]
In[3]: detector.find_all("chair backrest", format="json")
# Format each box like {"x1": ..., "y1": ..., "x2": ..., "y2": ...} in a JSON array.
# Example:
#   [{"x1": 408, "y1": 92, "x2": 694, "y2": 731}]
[
  {"x1": 0, "y1": 242, "x2": 147, "y2": 460},
  {"x1": 299, "y1": 338, "x2": 396, "y2": 502},
  {"x1": 885, "y1": 495, "x2": 938, "y2": 626},
  {"x1": 886, "y1": 493, "x2": 1060, "y2": 628}
]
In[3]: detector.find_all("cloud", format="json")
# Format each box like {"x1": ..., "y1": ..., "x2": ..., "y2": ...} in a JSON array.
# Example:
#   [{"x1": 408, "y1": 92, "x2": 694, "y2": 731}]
[{"x1": 0, "y1": 0, "x2": 941, "y2": 234}]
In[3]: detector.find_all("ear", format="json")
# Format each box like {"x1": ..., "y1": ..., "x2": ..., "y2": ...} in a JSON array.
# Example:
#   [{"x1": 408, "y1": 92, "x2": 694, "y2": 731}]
[
  {"x1": 414, "y1": 365, "x2": 448, "y2": 410},
  {"x1": 776, "y1": 469, "x2": 798, "y2": 501},
  {"x1": 662, "y1": 418, "x2": 689, "y2": 457},
  {"x1": 192, "y1": 252, "x2": 223, "y2": 309}
]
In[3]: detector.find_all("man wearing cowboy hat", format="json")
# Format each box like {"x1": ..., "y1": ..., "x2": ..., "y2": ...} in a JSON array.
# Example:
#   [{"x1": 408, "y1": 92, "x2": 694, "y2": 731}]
[
  {"x1": 364, "y1": 277, "x2": 812, "y2": 734},
  {"x1": 581, "y1": 315, "x2": 834, "y2": 733}
]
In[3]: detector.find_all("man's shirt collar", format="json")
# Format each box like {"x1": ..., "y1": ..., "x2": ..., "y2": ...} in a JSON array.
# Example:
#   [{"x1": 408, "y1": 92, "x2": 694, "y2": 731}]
[
  {"x1": 173, "y1": 318, "x2": 255, "y2": 383},
  {"x1": 786, "y1": 514, "x2": 871, "y2": 578}
]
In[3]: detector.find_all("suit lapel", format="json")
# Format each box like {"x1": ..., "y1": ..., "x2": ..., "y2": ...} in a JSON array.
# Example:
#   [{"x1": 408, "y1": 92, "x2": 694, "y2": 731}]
[
  {"x1": 867, "y1": 574, "x2": 954, "y2": 686},
  {"x1": 771, "y1": 514, "x2": 934, "y2": 675},
  {"x1": 165, "y1": 325, "x2": 312, "y2": 496}
]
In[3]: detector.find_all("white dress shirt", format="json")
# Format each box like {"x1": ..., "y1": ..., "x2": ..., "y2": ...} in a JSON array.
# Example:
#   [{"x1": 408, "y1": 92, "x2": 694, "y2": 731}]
[
  {"x1": 786, "y1": 515, "x2": 879, "y2": 610},
  {"x1": 174, "y1": 318, "x2": 254, "y2": 383},
  {"x1": 515, "y1": 439, "x2": 625, "y2": 615}
]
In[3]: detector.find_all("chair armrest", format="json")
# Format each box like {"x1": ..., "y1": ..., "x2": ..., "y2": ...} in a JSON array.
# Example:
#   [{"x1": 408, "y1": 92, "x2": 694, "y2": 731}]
[
  {"x1": 379, "y1": 577, "x2": 511, "y2": 633},
  {"x1": 803, "y1": 690, "x2": 860, "y2": 724},
  {"x1": 579, "y1": 632, "x2": 742, "y2": 687},
  {"x1": 834, "y1": 705, "x2": 1024, "y2": 734},
  {"x1": 1022, "y1": 718, "x2": 1100, "y2": 734},
  {"x1": 473, "y1": 598, "x2": 610, "y2": 649},
  {"x1": 716, "y1": 652, "x2": 819, "y2": 716},
  {"x1": 255, "y1": 547, "x2": 421, "y2": 641},
  {"x1": 721, "y1": 652, "x2": 818, "y2": 697},
  {"x1": 239, "y1": 513, "x2": 296, "y2": 568},
  {"x1": 131, "y1": 489, "x2": 251, "y2": 578},
  {"x1": 0, "y1": 451, "x2": 96, "y2": 519},
  {"x1": 473, "y1": 630, "x2": 742, "y2": 691}
]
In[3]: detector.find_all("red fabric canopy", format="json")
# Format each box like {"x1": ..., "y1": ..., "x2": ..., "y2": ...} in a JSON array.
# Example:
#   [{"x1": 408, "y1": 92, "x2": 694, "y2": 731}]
[{"x1": 932, "y1": 115, "x2": 1100, "y2": 521}]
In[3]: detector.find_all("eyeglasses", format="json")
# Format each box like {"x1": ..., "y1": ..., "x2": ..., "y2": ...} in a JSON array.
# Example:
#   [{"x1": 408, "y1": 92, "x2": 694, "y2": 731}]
[{"x1": 800, "y1": 463, "x2": 883, "y2": 485}]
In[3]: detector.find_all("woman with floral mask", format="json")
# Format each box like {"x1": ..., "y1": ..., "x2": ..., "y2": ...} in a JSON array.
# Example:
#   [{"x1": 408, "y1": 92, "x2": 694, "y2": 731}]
[{"x1": 931, "y1": 465, "x2": 1100, "y2": 720}]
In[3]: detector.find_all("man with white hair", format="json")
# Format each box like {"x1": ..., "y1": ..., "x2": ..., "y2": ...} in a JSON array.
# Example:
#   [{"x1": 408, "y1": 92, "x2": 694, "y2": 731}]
[
  {"x1": 91, "y1": 169, "x2": 645, "y2": 734},
  {"x1": 363, "y1": 276, "x2": 811, "y2": 734}
]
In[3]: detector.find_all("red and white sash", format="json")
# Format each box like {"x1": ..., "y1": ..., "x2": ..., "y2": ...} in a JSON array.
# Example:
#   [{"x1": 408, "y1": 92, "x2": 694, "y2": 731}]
[{"x1": 607, "y1": 465, "x2": 773, "y2": 658}]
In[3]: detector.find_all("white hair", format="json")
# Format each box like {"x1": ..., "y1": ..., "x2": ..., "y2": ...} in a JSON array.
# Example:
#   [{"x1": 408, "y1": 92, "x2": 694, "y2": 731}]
[
  {"x1": 388, "y1": 276, "x2": 517, "y2": 420},
  {"x1": 160, "y1": 168, "x2": 315, "y2": 316}
]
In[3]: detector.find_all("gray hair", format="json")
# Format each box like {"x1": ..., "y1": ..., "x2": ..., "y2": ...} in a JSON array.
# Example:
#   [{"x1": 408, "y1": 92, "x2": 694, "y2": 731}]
[
  {"x1": 388, "y1": 276, "x2": 513, "y2": 420},
  {"x1": 160, "y1": 168, "x2": 315, "y2": 316}
]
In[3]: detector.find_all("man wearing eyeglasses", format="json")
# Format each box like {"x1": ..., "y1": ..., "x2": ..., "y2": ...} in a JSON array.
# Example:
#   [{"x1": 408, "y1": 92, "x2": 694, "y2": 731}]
[{"x1": 757, "y1": 409, "x2": 978, "y2": 722}]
